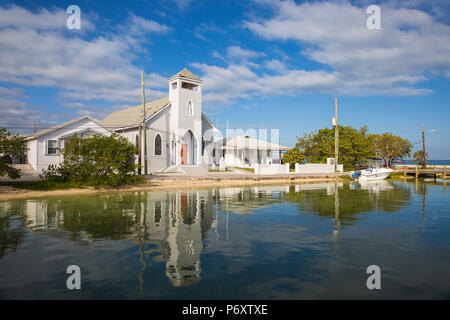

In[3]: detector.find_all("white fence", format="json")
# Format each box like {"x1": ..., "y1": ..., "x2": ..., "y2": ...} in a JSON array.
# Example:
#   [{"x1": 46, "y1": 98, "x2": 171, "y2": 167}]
[
  {"x1": 254, "y1": 163, "x2": 290, "y2": 175},
  {"x1": 295, "y1": 163, "x2": 343, "y2": 174},
  {"x1": 252, "y1": 161, "x2": 343, "y2": 175}
]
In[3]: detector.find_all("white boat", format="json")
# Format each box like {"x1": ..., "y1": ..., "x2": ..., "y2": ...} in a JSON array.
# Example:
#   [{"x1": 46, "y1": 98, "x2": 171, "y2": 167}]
[
  {"x1": 352, "y1": 167, "x2": 393, "y2": 181},
  {"x1": 351, "y1": 158, "x2": 394, "y2": 181}
]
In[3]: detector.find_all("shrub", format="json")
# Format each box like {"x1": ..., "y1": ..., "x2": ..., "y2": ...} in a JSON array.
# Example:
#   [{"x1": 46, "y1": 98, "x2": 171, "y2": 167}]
[
  {"x1": 282, "y1": 148, "x2": 305, "y2": 169},
  {"x1": 0, "y1": 128, "x2": 27, "y2": 179},
  {"x1": 41, "y1": 133, "x2": 144, "y2": 187}
]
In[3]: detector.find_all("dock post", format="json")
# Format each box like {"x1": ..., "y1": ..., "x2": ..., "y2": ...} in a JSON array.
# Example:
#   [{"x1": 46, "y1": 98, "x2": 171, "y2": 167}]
[
  {"x1": 403, "y1": 169, "x2": 406, "y2": 178},
  {"x1": 415, "y1": 165, "x2": 419, "y2": 179},
  {"x1": 444, "y1": 166, "x2": 447, "y2": 180}
]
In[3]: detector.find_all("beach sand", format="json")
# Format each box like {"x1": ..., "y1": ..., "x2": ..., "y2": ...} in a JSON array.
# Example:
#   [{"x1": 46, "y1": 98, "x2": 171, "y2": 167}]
[{"x1": 0, "y1": 176, "x2": 344, "y2": 200}]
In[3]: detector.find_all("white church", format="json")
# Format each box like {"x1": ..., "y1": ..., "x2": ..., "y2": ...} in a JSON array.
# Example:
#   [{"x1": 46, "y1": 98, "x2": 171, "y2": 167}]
[{"x1": 24, "y1": 68, "x2": 288, "y2": 174}]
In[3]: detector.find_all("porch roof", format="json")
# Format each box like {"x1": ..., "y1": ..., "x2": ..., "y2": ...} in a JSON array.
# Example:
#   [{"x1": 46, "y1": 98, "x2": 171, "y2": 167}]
[{"x1": 218, "y1": 136, "x2": 289, "y2": 151}]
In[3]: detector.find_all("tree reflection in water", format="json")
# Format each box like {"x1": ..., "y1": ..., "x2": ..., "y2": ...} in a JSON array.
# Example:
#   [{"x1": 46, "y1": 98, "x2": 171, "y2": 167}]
[
  {"x1": 284, "y1": 180, "x2": 412, "y2": 224},
  {"x1": 0, "y1": 191, "x2": 215, "y2": 288},
  {"x1": 0, "y1": 181, "x2": 419, "y2": 290},
  {"x1": 0, "y1": 202, "x2": 27, "y2": 259}
]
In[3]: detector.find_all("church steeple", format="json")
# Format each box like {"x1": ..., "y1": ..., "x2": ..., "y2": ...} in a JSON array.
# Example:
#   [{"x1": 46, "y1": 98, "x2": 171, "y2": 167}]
[{"x1": 168, "y1": 68, "x2": 203, "y2": 166}]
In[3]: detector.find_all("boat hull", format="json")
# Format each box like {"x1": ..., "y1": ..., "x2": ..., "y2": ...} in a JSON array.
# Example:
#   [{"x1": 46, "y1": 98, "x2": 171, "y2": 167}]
[{"x1": 358, "y1": 168, "x2": 393, "y2": 181}]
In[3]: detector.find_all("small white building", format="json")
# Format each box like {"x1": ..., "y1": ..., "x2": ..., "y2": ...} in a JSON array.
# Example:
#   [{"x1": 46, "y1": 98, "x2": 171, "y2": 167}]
[
  {"x1": 24, "y1": 68, "x2": 289, "y2": 175},
  {"x1": 211, "y1": 135, "x2": 289, "y2": 168},
  {"x1": 24, "y1": 116, "x2": 111, "y2": 174}
]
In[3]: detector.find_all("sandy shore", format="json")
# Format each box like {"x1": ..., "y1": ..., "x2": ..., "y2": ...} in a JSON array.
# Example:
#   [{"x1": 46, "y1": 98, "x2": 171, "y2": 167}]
[{"x1": 0, "y1": 176, "x2": 344, "y2": 201}]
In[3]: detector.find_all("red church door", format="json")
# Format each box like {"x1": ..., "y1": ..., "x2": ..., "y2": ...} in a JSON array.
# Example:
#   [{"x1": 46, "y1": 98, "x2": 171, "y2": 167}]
[{"x1": 181, "y1": 144, "x2": 188, "y2": 165}]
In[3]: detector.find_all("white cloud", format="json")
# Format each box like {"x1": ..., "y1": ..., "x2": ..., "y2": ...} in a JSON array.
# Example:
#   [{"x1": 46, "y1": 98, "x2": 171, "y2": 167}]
[
  {"x1": 245, "y1": 0, "x2": 450, "y2": 96},
  {"x1": 125, "y1": 14, "x2": 171, "y2": 35},
  {"x1": 186, "y1": 1, "x2": 448, "y2": 107},
  {"x1": 0, "y1": 86, "x2": 25, "y2": 98},
  {"x1": 168, "y1": 0, "x2": 196, "y2": 11},
  {"x1": 194, "y1": 22, "x2": 226, "y2": 41},
  {"x1": 0, "y1": 86, "x2": 67, "y2": 133},
  {"x1": 0, "y1": 5, "x2": 171, "y2": 127},
  {"x1": 227, "y1": 46, "x2": 265, "y2": 61},
  {"x1": 191, "y1": 62, "x2": 338, "y2": 105},
  {"x1": 0, "y1": 5, "x2": 95, "y2": 31},
  {"x1": 0, "y1": 5, "x2": 67, "y2": 30},
  {"x1": 263, "y1": 59, "x2": 287, "y2": 73}
]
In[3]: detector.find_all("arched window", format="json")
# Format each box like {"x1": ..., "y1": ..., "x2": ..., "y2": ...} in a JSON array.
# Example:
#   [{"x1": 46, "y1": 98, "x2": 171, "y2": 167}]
[
  {"x1": 154, "y1": 134, "x2": 162, "y2": 156},
  {"x1": 187, "y1": 100, "x2": 194, "y2": 116}
]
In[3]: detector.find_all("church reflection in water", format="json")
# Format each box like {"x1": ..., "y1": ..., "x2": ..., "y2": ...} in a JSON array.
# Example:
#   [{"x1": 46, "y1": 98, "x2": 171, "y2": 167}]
[
  {"x1": 18, "y1": 190, "x2": 219, "y2": 287},
  {"x1": 141, "y1": 191, "x2": 213, "y2": 287},
  {"x1": 1, "y1": 180, "x2": 416, "y2": 289},
  {"x1": 16, "y1": 187, "x2": 288, "y2": 288}
]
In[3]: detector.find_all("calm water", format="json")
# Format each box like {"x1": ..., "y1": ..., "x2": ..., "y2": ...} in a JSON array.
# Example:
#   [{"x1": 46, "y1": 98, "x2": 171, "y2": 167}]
[{"x1": 0, "y1": 180, "x2": 449, "y2": 299}]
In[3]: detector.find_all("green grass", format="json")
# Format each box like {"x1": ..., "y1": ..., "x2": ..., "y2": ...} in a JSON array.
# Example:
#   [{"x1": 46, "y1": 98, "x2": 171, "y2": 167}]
[{"x1": 233, "y1": 167, "x2": 255, "y2": 173}]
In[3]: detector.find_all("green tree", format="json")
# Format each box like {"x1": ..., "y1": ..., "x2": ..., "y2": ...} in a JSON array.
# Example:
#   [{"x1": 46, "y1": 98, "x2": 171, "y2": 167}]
[
  {"x1": 295, "y1": 125, "x2": 374, "y2": 171},
  {"x1": 0, "y1": 128, "x2": 27, "y2": 179},
  {"x1": 370, "y1": 133, "x2": 412, "y2": 167},
  {"x1": 413, "y1": 150, "x2": 428, "y2": 167},
  {"x1": 282, "y1": 148, "x2": 305, "y2": 169},
  {"x1": 42, "y1": 133, "x2": 142, "y2": 187}
]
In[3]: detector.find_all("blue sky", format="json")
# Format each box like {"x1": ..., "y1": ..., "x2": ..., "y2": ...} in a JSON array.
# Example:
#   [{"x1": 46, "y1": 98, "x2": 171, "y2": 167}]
[{"x1": 0, "y1": 0, "x2": 449, "y2": 158}]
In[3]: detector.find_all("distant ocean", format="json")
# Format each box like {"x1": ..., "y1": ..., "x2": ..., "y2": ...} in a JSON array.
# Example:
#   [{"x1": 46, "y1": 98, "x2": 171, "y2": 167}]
[{"x1": 402, "y1": 160, "x2": 450, "y2": 166}]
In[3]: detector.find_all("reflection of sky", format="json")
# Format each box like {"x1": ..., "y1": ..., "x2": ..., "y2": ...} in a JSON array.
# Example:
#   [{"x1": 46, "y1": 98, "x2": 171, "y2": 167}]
[{"x1": 0, "y1": 181, "x2": 449, "y2": 299}]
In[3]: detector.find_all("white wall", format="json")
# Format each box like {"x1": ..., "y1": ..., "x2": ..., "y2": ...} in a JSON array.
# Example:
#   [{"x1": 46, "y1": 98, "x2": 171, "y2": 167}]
[
  {"x1": 201, "y1": 116, "x2": 215, "y2": 165},
  {"x1": 26, "y1": 140, "x2": 38, "y2": 172},
  {"x1": 254, "y1": 163, "x2": 289, "y2": 175},
  {"x1": 28, "y1": 118, "x2": 111, "y2": 174},
  {"x1": 145, "y1": 107, "x2": 171, "y2": 173},
  {"x1": 115, "y1": 128, "x2": 139, "y2": 169},
  {"x1": 169, "y1": 78, "x2": 203, "y2": 167},
  {"x1": 295, "y1": 163, "x2": 343, "y2": 174}
]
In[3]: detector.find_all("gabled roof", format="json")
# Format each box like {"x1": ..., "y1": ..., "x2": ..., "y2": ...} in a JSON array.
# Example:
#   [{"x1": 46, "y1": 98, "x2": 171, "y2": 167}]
[
  {"x1": 218, "y1": 136, "x2": 289, "y2": 151},
  {"x1": 24, "y1": 115, "x2": 109, "y2": 141},
  {"x1": 59, "y1": 128, "x2": 108, "y2": 139},
  {"x1": 168, "y1": 68, "x2": 202, "y2": 82},
  {"x1": 100, "y1": 97, "x2": 170, "y2": 129}
]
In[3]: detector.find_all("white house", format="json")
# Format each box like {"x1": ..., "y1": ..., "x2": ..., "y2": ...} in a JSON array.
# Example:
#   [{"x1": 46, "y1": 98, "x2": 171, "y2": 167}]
[
  {"x1": 24, "y1": 116, "x2": 111, "y2": 174},
  {"x1": 24, "y1": 68, "x2": 288, "y2": 174},
  {"x1": 213, "y1": 135, "x2": 289, "y2": 167}
]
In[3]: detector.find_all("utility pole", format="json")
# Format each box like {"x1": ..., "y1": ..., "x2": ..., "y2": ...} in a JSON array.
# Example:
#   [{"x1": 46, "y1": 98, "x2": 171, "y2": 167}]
[
  {"x1": 334, "y1": 97, "x2": 339, "y2": 172},
  {"x1": 142, "y1": 71, "x2": 148, "y2": 175},
  {"x1": 422, "y1": 124, "x2": 426, "y2": 168},
  {"x1": 33, "y1": 120, "x2": 36, "y2": 134}
]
